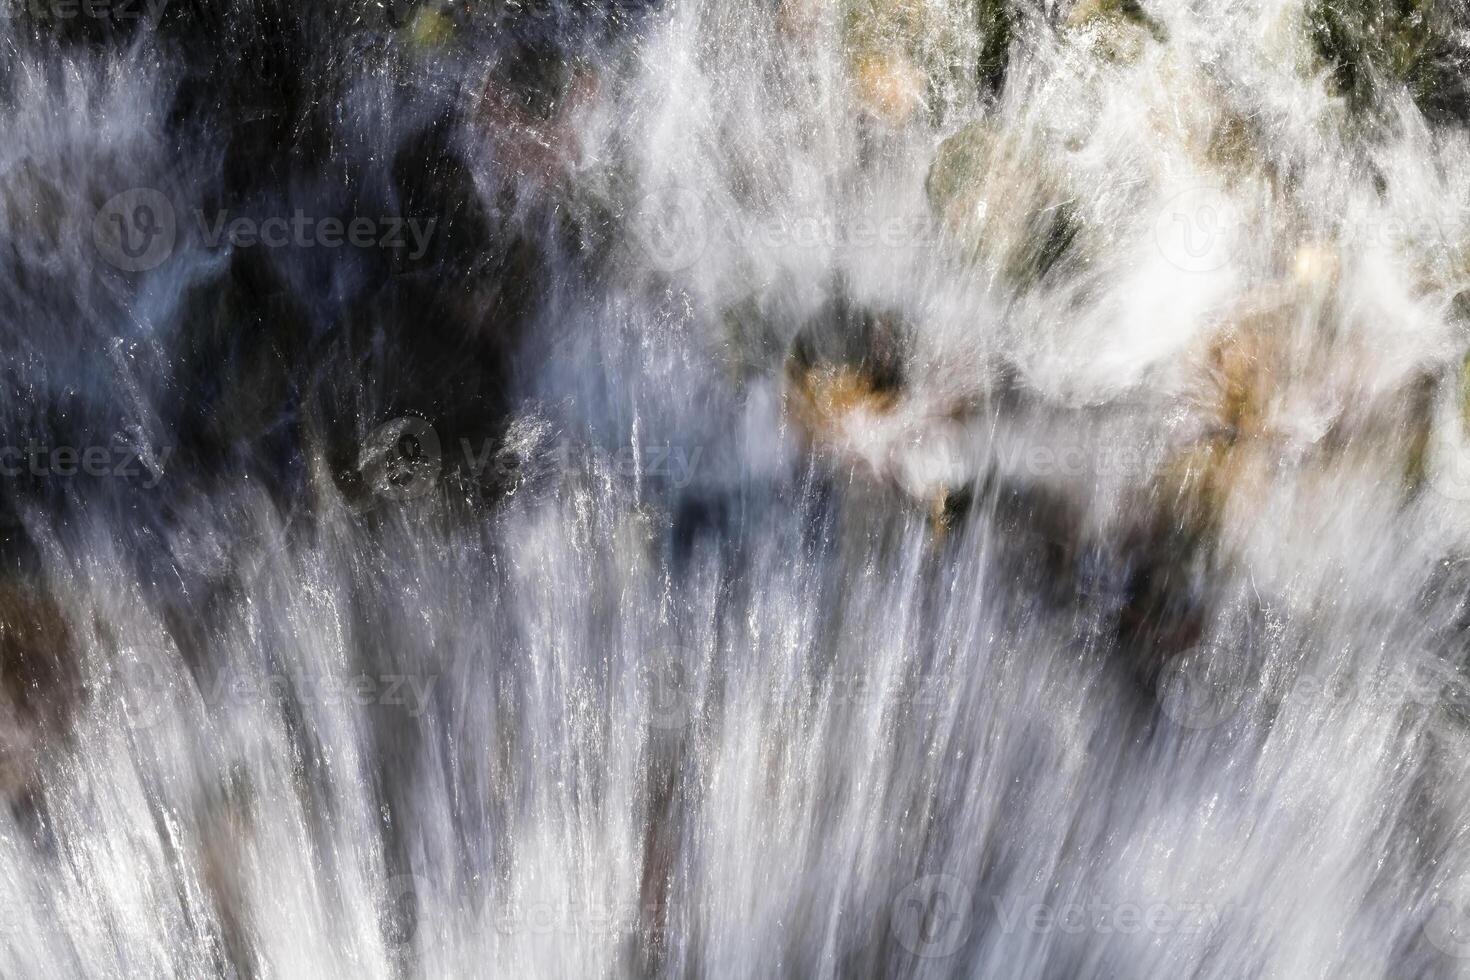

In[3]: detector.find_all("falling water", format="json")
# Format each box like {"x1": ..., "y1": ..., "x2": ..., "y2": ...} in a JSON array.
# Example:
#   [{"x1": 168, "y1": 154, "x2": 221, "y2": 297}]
[{"x1": 3, "y1": 0, "x2": 1470, "y2": 976}]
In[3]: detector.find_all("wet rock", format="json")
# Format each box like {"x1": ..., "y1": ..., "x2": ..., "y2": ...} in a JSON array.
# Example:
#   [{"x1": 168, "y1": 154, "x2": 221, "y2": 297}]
[
  {"x1": 193, "y1": 766, "x2": 258, "y2": 979},
  {"x1": 842, "y1": 0, "x2": 976, "y2": 124},
  {"x1": 979, "y1": 472, "x2": 1087, "y2": 600},
  {"x1": 926, "y1": 119, "x2": 1084, "y2": 286},
  {"x1": 785, "y1": 289, "x2": 908, "y2": 444},
  {"x1": 1064, "y1": 0, "x2": 1167, "y2": 64},
  {"x1": 167, "y1": 247, "x2": 313, "y2": 490},
  {"x1": 1111, "y1": 467, "x2": 1217, "y2": 665},
  {"x1": 719, "y1": 298, "x2": 787, "y2": 383},
  {"x1": 975, "y1": 0, "x2": 1015, "y2": 99},
  {"x1": 0, "y1": 583, "x2": 79, "y2": 798},
  {"x1": 850, "y1": 52, "x2": 927, "y2": 125},
  {"x1": 402, "y1": 0, "x2": 464, "y2": 51},
  {"x1": 0, "y1": 158, "x2": 67, "y2": 268},
  {"x1": 1308, "y1": 0, "x2": 1470, "y2": 127},
  {"x1": 927, "y1": 481, "x2": 975, "y2": 536}
]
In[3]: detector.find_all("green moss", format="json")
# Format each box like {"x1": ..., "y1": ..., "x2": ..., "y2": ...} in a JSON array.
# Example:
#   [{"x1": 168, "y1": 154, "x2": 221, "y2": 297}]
[
  {"x1": 1460, "y1": 349, "x2": 1470, "y2": 434},
  {"x1": 976, "y1": 0, "x2": 1014, "y2": 98},
  {"x1": 1308, "y1": 0, "x2": 1470, "y2": 125},
  {"x1": 407, "y1": 7, "x2": 456, "y2": 49}
]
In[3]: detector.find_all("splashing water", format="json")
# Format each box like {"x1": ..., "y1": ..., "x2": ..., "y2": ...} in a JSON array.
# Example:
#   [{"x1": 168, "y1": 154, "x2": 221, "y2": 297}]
[{"x1": 3, "y1": 0, "x2": 1470, "y2": 977}]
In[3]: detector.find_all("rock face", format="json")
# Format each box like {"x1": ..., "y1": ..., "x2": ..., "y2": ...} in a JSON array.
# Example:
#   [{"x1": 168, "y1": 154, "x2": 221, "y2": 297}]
[
  {"x1": 0, "y1": 584, "x2": 77, "y2": 798},
  {"x1": 926, "y1": 119, "x2": 1083, "y2": 287},
  {"x1": 786, "y1": 290, "x2": 908, "y2": 452},
  {"x1": 1065, "y1": 0, "x2": 1167, "y2": 63},
  {"x1": 1308, "y1": 0, "x2": 1470, "y2": 126},
  {"x1": 841, "y1": 0, "x2": 982, "y2": 123}
]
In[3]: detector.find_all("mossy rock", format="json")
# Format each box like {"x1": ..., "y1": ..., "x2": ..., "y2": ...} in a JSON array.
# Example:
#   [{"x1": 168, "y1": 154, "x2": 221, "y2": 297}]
[
  {"x1": 975, "y1": 0, "x2": 1015, "y2": 98},
  {"x1": 0, "y1": 584, "x2": 78, "y2": 795},
  {"x1": 1065, "y1": 0, "x2": 1167, "y2": 63},
  {"x1": 788, "y1": 290, "x2": 908, "y2": 397},
  {"x1": 407, "y1": 6, "x2": 458, "y2": 49},
  {"x1": 1459, "y1": 348, "x2": 1470, "y2": 433},
  {"x1": 851, "y1": 52, "x2": 928, "y2": 124},
  {"x1": 842, "y1": 0, "x2": 985, "y2": 121},
  {"x1": 785, "y1": 289, "x2": 909, "y2": 441},
  {"x1": 926, "y1": 120, "x2": 1084, "y2": 286},
  {"x1": 1308, "y1": 0, "x2": 1470, "y2": 126}
]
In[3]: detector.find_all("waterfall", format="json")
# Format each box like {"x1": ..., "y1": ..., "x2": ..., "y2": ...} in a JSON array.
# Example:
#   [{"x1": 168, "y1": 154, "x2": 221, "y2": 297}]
[{"x1": 1, "y1": 1, "x2": 1470, "y2": 976}]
